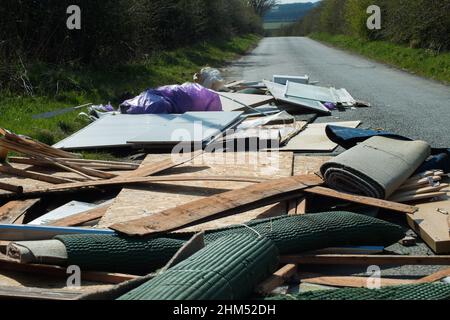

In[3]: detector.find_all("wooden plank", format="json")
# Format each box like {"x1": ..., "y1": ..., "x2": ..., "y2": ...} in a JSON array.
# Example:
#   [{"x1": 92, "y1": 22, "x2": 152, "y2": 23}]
[
  {"x1": 281, "y1": 254, "x2": 450, "y2": 266},
  {"x1": 305, "y1": 186, "x2": 418, "y2": 214},
  {"x1": 117, "y1": 151, "x2": 202, "y2": 179},
  {"x1": 0, "y1": 164, "x2": 74, "y2": 184},
  {"x1": 0, "y1": 199, "x2": 40, "y2": 224},
  {"x1": 0, "y1": 181, "x2": 23, "y2": 194},
  {"x1": 407, "y1": 189, "x2": 450, "y2": 254},
  {"x1": 0, "y1": 285, "x2": 82, "y2": 300},
  {"x1": 0, "y1": 257, "x2": 137, "y2": 285},
  {"x1": 9, "y1": 175, "x2": 267, "y2": 199},
  {"x1": 49, "y1": 204, "x2": 110, "y2": 227},
  {"x1": 299, "y1": 275, "x2": 416, "y2": 288},
  {"x1": 417, "y1": 268, "x2": 450, "y2": 283},
  {"x1": 111, "y1": 174, "x2": 323, "y2": 236},
  {"x1": 100, "y1": 152, "x2": 295, "y2": 229},
  {"x1": 256, "y1": 264, "x2": 297, "y2": 294}
]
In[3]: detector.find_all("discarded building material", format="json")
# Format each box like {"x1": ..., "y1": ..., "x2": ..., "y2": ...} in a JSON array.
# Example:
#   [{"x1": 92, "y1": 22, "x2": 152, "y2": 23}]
[
  {"x1": 267, "y1": 283, "x2": 450, "y2": 301},
  {"x1": 0, "y1": 164, "x2": 74, "y2": 184},
  {"x1": 116, "y1": 151, "x2": 202, "y2": 179},
  {"x1": 218, "y1": 92, "x2": 275, "y2": 112},
  {"x1": 16, "y1": 175, "x2": 267, "y2": 200},
  {"x1": 257, "y1": 264, "x2": 298, "y2": 294},
  {"x1": 28, "y1": 201, "x2": 103, "y2": 225},
  {"x1": 0, "y1": 285, "x2": 82, "y2": 300},
  {"x1": 273, "y1": 75, "x2": 309, "y2": 85},
  {"x1": 110, "y1": 174, "x2": 323, "y2": 236},
  {"x1": 321, "y1": 137, "x2": 431, "y2": 199},
  {"x1": 17, "y1": 212, "x2": 403, "y2": 275},
  {"x1": 299, "y1": 274, "x2": 416, "y2": 288},
  {"x1": 264, "y1": 81, "x2": 330, "y2": 115},
  {"x1": 0, "y1": 181, "x2": 23, "y2": 194},
  {"x1": 0, "y1": 224, "x2": 114, "y2": 241},
  {"x1": 0, "y1": 199, "x2": 40, "y2": 224},
  {"x1": 118, "y1": 234, "x2": 279, "y2": 300},
  {"x1": 407, "y1": 192, "x2": 450, "y2": 254},
  {"x1": 49, "y1": 203, "x2": 111, "y2": 227},
  {"x1": 0, "y1": 128, "x2": 78, "y2": 160},
  {"x1": 276, "y1": 121, "x2": 361, "y2": 152},
  {"x1": 99, "y1": 152, "x2": 294, "y2": 229},
  {"x1": 304, "y1": 187, "x2": 418, "y2": 214},
  {"x1": 285, "y1": 81, "x2": 356, "y2": 106},
  {"x1": 280, "y1": 254, "x2": 450, "y2": 266},
  {"x1": 8, "y1": 157, "x2": 139, "y2": 171},
  {"x1": 0, "y1": 256, "x2": 136, "y2": 284},
  {"x1": 32, "y1": 103, "x2": 93, "y2": 120},
  {"x1": 53, "y1": 112, "x2": 243, "y2": 150}
]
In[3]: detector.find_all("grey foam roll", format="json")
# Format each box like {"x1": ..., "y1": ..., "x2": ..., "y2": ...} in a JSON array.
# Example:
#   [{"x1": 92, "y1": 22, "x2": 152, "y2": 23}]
[{"x1": 321, "y1": 136, "x2": 431, "y2": 199}]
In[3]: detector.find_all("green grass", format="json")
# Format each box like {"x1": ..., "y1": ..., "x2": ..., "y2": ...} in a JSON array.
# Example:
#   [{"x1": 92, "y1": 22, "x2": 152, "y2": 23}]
[
  {"x1": 0, "y1": 34, "x2": 261, "y2": 146},
  {"x1": 310, "y1": 33, "x2": 450, "y2": 84}
]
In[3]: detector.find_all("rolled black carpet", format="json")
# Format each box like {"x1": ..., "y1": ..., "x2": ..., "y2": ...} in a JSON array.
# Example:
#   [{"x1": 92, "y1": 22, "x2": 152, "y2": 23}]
[
  {"x1": 55, "y1": 211, "x2": 404, "y2": 274},
  {"x1": 321, "y1": 136, "x2": 430, "y2": 199},
  {"x1": 118, "y1": 234, "x2": 279, "y2": 300},
  {"x1": 266, "y1": 283, "x2": 450, "y2": 300}
]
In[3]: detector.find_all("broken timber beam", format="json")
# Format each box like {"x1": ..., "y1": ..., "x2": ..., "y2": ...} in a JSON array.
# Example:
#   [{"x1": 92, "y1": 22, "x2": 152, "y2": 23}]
[
  {"x1": 280, "y1": 254, "x2": 450, "y2": 266},
  {"x1": 304, "y1": 186, "x2": 417, "y2": 214},
  {"x1": 110, "y1": 174, "x2": 323, "y2": 236}
]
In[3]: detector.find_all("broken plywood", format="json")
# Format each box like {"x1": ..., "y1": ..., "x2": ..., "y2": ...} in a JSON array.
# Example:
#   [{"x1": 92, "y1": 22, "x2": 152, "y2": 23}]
[
  {"x1": 99, "y1": 152, "x2": 294, "y2": 230},
  {"x1": 294, "y1": 156, "x2": 333, "y2": 176},
  {"x1": 407, "y1": 185, "x2": 450, "y2": 254}
]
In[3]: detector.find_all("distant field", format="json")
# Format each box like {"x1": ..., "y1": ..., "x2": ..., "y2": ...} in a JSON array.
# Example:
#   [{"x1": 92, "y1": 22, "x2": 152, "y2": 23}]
[{"x1": 263, "y1": 21, "x2": 295, "y2": 30}]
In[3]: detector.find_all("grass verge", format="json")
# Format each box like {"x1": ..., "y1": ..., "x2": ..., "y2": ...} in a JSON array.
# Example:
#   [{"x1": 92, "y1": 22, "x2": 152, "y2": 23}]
[
  {"x1": 0, "y1": 34, "x2": 261, "y2": 147},
  {"x1": 310, "y1": 33, "x2": 450, "y2": 84}
]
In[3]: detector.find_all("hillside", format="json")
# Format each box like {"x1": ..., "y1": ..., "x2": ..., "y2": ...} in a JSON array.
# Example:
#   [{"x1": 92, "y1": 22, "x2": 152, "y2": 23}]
[{"x1": 264, "y1": 2, "x2": 318, "y2": 22}]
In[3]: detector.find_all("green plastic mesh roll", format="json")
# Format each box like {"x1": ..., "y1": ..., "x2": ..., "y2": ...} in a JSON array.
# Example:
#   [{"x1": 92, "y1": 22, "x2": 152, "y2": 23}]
[
  {"x1": 55, "y1": 212, "x2": 404, "y2": 274},
  {"x1": 118, "y1": 234, "x2": 279, "y2": 300},
  {"x1": 266, "y1": 283, "x2": 450, "y2": 300},
  {"x1": 54, "y1": 235, "x2": 186, "y2": 275}
]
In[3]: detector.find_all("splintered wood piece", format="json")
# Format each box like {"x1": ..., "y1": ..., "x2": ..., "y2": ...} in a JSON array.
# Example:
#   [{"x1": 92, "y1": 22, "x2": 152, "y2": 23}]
[
  {"x1": 0, "y1": 257, "x2": 137, "y2": 285},
  {"x1": 117, "y1": 150, "x2": 203, "y2": 179},
  {"x1": 110, "y1": 174, "x2": 323, "y2": 236},
  {"x1": 49, "y1": 204, "x2": 111, "y2": 227},
  {"x1": 0, "y1": 199, "x2": 40, "y2": 224},
  {"x1": 305, "y1": 186, "x2": 417, "y2": 214},
  {"x1": 0, "y1": 182, "x2": 23, "y2": 194},
  {"x1": 407, "y1": 196, "x2": 450, "y2": 254},
  {"x1": 256, "y1": 264, "x2": 297, "y2": 294},
  {"x1": 0, "y1": 286, "x2": 82, "y2": 300},
  {"x1": 299, "y1": 274, "x2": 416, "y2": 288},
  {"x1": 280, "y1": 254, "x2": 450, "y2": 265},
  {"x1": 0, "y1": 164, "x2": 74, "y2": 184},
  {"x1": 23, "y1": 175, "x2": 266, "y2": 196}
]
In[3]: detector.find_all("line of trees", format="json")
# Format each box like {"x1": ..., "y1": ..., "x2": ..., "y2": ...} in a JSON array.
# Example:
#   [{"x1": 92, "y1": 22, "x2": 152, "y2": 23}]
[
  {"x1": 0, "y1": 0, "x2": 276, "y2": 66},
  {"x1": 280, "y1": 0, "x2": 450, "y2": 52}
]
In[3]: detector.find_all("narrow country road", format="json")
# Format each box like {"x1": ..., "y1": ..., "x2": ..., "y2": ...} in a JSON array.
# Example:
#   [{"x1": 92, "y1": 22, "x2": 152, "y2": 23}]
[{"x1": 225, "y1": 37, "x2": 450, "y2": 147}]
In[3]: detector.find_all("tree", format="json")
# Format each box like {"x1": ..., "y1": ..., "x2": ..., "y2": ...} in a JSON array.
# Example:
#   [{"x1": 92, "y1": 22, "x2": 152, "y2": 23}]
[{"x1": 247, "y1": 0, "x2": 277, "y2": 17}]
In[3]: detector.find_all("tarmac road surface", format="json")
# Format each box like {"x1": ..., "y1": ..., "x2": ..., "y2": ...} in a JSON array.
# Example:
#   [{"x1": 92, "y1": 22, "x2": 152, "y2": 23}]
[
  {"x1": 225, "y1": 37, "x2": 450, "y2": 279},
  {"x1": 225, "y1": 37, "x2": 450, "y2": 148}
]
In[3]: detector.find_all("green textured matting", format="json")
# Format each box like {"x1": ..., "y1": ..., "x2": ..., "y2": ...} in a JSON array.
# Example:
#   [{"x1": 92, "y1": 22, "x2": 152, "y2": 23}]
[
  {"x1": 266, "y1": 283, "x2": 450, "y2": 300},
  {"x1": 118, "y1": 234, "x2": 279, "y2": 300},
  {"x1": 55, "y1": 211, "x2": 404, "y2": 274}
]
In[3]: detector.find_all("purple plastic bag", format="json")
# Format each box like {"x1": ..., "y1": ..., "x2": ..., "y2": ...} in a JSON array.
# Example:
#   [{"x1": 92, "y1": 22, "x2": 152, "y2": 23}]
[{"x1": 121, "y1": 83, "x2": 223, "y2": 114}]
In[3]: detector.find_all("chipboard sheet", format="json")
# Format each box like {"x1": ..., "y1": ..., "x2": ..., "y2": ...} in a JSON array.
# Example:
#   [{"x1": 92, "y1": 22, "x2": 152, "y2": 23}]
[{"x1": 54, "y1": 112, "x2": 243, "y2": 150}]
